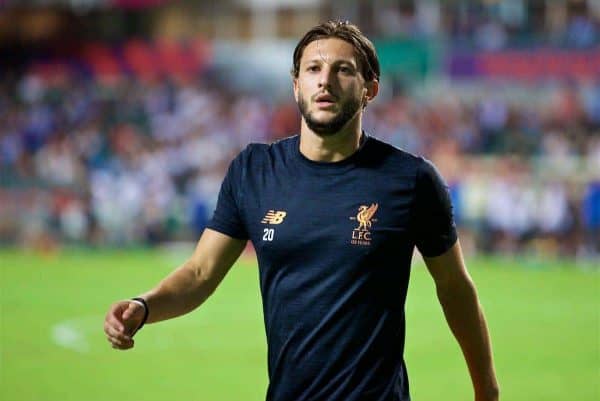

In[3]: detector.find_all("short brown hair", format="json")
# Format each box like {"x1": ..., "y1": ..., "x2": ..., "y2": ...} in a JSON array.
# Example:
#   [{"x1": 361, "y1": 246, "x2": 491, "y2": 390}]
[{"x1": 291, "y1": 20, "x2": 380, "y2": 82}]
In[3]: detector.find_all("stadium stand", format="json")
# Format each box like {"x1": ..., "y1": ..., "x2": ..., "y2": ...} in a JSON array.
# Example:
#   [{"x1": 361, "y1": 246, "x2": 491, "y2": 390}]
[{"x1": 0, "y1": 1, "x2": 598, "y2": 260}]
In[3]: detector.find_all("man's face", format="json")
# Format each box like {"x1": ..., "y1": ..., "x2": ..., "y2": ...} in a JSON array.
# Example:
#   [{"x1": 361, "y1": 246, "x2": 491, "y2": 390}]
[{"x1": 294, "y1": 38, "x2": 371, "y2": 136}]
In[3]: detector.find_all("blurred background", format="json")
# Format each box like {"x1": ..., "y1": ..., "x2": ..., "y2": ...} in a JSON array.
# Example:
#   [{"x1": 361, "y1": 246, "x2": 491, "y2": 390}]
[
  {"x1": 1, "y1": 2, "x2": 598, "y2": 401},
  {"x1": 0, "y1": 0, "x2": 598, "y2": 260}
]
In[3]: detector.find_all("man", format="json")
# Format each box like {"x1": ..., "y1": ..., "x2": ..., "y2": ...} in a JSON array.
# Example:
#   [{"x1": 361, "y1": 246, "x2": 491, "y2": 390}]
[{"x1": 104, "y1": 20, "x2": 499, "y2": 401}]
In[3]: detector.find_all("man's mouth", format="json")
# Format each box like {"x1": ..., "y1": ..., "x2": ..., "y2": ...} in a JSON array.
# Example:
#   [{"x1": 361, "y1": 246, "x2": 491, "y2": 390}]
[{"x1": 314, "y1": 93, "x2": 337, "y2": 107}]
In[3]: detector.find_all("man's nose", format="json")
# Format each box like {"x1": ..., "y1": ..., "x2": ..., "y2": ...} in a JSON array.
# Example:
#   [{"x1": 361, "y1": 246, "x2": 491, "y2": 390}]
[{"x1": 318, "y1": 66, "x2": 335, "y2": 88}]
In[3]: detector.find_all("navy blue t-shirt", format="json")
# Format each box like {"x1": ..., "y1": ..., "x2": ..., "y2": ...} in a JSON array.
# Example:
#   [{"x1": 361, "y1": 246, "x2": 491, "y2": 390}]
[{"x1": 207, "y1": 134, "x2": 457, "y2": 401}]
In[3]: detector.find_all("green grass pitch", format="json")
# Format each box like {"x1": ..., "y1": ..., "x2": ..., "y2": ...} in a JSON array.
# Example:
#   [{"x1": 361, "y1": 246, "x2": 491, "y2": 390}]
[{"x1": 1, "y1": 247, "x2": 598, "y2": 401}]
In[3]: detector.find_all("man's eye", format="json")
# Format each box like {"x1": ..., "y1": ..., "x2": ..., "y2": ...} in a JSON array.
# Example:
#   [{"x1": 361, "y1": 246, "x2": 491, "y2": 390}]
[
  {"x1": 307, "y1": 66, "x2": 319, "y2": 72},
  {"x1": 339, "y1": 66, "x2": 353, "y2": 74}
]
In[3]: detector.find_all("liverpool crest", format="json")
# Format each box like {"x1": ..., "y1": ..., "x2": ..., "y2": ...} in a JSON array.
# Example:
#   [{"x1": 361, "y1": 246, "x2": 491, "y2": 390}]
[{"x1": 349, "y1": 203, "x2": 378, "y2": 245}]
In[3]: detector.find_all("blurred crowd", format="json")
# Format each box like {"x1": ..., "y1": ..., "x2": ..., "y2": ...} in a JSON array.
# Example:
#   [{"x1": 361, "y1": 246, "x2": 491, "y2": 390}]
[
  {"x1": 374, "y1": 1, "x2": 599, "y2": 50},
  {"x1": 0, "y1": 66, "x2": 599, "y2": 259}
]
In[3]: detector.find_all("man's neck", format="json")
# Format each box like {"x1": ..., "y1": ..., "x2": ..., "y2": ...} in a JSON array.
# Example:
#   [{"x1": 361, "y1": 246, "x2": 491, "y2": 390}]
[{"x1": 298, "y1": 119, "x2": 363, "y2": 163}]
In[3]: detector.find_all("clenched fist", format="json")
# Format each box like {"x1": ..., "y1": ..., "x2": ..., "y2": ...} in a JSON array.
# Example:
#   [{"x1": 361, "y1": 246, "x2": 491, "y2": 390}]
[{"x1": 103, "y1": 300, "x2": 146, "y2": 350}]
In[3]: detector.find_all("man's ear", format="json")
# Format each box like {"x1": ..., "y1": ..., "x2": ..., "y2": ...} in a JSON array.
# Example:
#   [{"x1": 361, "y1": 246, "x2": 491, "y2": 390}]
[
  {"x1": 364, "y1": 80, "x2": 379, "y2": 105},
  {"x1": 293, "y1": 78, "x2": 299, "y2": 102}
]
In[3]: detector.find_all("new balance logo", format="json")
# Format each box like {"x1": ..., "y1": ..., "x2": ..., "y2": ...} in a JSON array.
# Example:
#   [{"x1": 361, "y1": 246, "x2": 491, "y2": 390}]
[{"x1": 261, "y1": 210, "x2": 287, "y2": 224}]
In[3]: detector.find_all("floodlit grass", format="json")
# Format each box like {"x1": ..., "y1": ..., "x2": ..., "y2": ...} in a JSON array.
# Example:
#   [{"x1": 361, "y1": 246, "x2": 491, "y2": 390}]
[{"x1": 1, "y1": 247, "x2": 598, "y2": 401}]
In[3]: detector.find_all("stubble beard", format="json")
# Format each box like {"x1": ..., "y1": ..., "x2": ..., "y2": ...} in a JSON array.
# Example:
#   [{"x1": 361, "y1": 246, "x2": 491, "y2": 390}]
[{"x1": 297, "y1": 92, "x2": 362, "y2": 137}]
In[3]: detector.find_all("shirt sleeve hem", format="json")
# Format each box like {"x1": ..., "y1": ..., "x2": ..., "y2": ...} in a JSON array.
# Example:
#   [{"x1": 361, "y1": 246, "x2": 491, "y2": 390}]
[
  {"x1": 205, "y1": 223, "x2": 248, "y2": 241},
  {"x1": 418, "y1": 233, "x2": 458, "y2": 258}
]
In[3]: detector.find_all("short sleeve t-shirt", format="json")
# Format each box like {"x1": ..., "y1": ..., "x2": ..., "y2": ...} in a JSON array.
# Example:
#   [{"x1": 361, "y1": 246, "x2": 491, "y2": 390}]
[{"x1": 207, "y1": 133, "x2": 457, "y2": 401}]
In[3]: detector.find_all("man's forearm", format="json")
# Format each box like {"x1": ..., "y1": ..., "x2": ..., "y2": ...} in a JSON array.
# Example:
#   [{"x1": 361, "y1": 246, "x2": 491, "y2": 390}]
[
  {"x1": 139, "y1": 259, "x2": 218, "y2": 324},
  {"x1": 436, "y1": 278, "x2": 499, "y2": 400}
]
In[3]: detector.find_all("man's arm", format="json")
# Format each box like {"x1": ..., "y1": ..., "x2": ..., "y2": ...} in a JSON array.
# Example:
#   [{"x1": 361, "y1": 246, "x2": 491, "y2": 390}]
[
  {"x1": 423, "y1": 240, "x2": 500, "y2": 401},
  {"x1": 103, "y1": 228, "x2": 247, "y2": 350}
]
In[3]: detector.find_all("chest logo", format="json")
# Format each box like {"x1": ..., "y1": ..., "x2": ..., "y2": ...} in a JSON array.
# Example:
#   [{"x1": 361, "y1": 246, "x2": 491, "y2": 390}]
[
  {"x1": 261, "y1": 210, "x2": 287, "y2": 225},
  {"x1": 349, "y1": 203, "x2": 378, "y2": 246}
]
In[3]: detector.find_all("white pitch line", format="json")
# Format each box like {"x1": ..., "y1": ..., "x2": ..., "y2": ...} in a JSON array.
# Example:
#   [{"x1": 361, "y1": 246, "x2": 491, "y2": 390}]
[
  {"x1": 53, "y1": 314, "x2": 171, "y2": 353},
  {"x1": 51, "y1": 318, "x2": 91, "y2": 353},
  {"x1": 50, "y1": 314, "x2": 202, "y2": 353}
]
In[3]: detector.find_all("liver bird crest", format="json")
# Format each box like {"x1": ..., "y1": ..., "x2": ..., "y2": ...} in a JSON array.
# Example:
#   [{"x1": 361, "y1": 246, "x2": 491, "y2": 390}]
[{"x1": 356, "y1": 203, "x2": 378, "y2": 231}]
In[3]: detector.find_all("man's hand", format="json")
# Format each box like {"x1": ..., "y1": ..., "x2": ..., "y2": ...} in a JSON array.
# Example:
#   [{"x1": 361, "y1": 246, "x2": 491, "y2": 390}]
[
  {"x1": 103, "y1": 300, "x2": 145, "y2": 350},
  {"x1": 102, "y1": 230, "x2": 246, "y2": 351}
]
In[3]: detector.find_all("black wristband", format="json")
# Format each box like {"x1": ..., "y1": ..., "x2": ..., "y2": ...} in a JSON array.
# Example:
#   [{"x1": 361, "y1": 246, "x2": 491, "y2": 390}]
[{"x1": 130, "y1": 297, "x2": 149, "y2": 334}]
